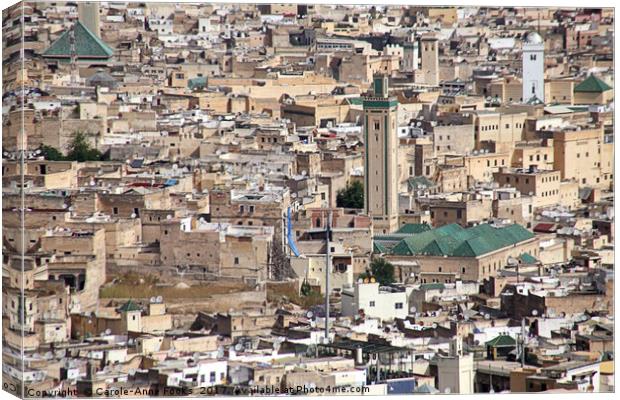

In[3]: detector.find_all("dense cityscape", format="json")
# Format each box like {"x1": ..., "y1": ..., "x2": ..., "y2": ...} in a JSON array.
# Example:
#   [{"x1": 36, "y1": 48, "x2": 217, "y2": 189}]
[{"x1": 1, "y1": 2, "x2": 615, "y2": 397}]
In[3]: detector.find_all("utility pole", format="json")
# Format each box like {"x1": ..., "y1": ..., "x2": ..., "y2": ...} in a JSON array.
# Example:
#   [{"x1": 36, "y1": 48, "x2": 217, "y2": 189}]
[
  {"x1": 324, "y1": 209, "x2": 332, "y2": 343},
  {"x1": 520, "y1": 317, "x2": 526, "y2": 367}
]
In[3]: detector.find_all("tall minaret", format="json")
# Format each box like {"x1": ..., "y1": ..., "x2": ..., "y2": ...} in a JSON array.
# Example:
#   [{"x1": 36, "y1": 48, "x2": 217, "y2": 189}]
[
  {"x1": 364, "y1": 75, "x2": 399, "y2": 234},
  {"x1": 78, "y1": 2, "x2": 101, "y2": 38},
  {"x1": 402, "y1": 34, "x2": 419, "y2": 72},
  {"x1": 420, "y1": 35, "x2": 439, "y2": 86},
  {"x1": 522, "y1": 31, "x2": 545, "y2": 103}
]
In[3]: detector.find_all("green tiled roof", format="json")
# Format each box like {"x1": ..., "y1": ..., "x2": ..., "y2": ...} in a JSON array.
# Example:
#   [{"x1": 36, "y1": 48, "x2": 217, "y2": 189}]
[
  {"x1": 188, "y1": 76, "x2": 207, "y2": 90},
  {"x1": 389, "y1": 223, "x2": 535, "y2": 258},
  {"x1": 373, "y1": 241, "x2": 388, "y2": 254},
  {"x1": 486, "y1": 334, "x2": 517, "y2": 347},
  {"x1": 346, "y1": 97, "x2": 364, "y2": 106},
  {"x1": 43, "y1": 21, "x2": 114, "y2": 59},
  {"x1": 397, "y1": 223, "x2": 432, "y2": 235},
  {"x1": 419, "y1": 283, "x2": 445, "y2": 291},
  {"x1": 118, "y1": 299, "x2": 141, "y2": 313},
  {"x1": 574, "y1": 75, "x2": 612, "y2": 93},
  {"x1": 363, "y1": 99, "x2": 399, "y2": 108},
  {"x1": 518, "y1": 252, "x2": 539, "y2": 264}
]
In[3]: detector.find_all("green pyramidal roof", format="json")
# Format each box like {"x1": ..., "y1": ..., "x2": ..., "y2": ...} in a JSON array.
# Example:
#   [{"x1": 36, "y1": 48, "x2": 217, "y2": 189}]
[
  {"x1": 43, "y1": 21, "x2": 114, "y2": 60},
  {"x1": 486, "y1": 334, "x2": 517, "y2": 347},
  {"x1": 574, "y1": 75, "x2": 612, "y2": 93},
  {"x1": 396, "y1": 223, "x2": 432, "y2": 235},
  {"x1": 118, "y1": 299, "x2": 141, "y2": 313}
]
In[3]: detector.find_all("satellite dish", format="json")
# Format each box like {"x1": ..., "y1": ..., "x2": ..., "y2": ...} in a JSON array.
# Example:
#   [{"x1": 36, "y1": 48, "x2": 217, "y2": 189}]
[
  {"x1": 306, "y1": 311, "x2": 314, "y2": 319},
  {"x1": 131, "y1": 213, "x2": 137, "y2": 219},
  {"x1": 370, "y1": 277, "x2": 376, "y2": 283},
  {"x1": 166, "y1": 215, "x2": 172, "y2": 220},
  {"x1": 432, "y1": 323, "x2": 438, "y2": 329},
  {"x1": 156, "y1": 296, "x2": 163, "y2": 303},
  {"x1": 104, "y1": 328, "x2": 112, "y2": 335},
  {"x1": 410, "y1": 306, "x2": 417, "y2": 313},
  {"x1": 484, "y1": 313, "x2": 491, "y2": 320},
  {"x1": 150, "y1": 296, "x2": 157, "y2": 303},
  {"x1": 235, "y1": 343, "x2": 243, "y2": 351},
  {"x1": 357, "y1": 278, "x2": 363, "y2": 284},
  {"x1": 532, "y1": 310, "x2": 539, "y2": 316}
]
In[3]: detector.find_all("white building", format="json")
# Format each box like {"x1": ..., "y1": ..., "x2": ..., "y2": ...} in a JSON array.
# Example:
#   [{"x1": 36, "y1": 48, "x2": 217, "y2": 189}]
[
  {"x1": 522, "y1": 32, "x2": 545, "y2": 103},
  {"x1": 541, "y1": 361, "x2": 601, "y2": 392},
  {"x1": 163, "y1": 359, "x2": 228, "y2": 388},
  {"x1": 341, "y1": 282, "x2": 412, "y2": 321},
  {"x1": 436, "y1": 338, "x2": 474, "y2": 394}
]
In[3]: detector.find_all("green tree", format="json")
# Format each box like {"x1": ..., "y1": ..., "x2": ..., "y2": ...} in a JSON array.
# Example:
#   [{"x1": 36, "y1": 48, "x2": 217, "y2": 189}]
[
  {"x1": 336, "y1": 181, "x2": 364, "y2": 209},
  {"x1": 300, "y1": 279, "x2": 312, "y2": 297},
  {"x1": 39, "y1": 145, "x2": 65, "y2": 161},
  {"x1": 66, "y1": 132, "x2": 102, "y2": 162},
  {"x1": 359, "y1": 258, "x2": 395, "y2": 285}
]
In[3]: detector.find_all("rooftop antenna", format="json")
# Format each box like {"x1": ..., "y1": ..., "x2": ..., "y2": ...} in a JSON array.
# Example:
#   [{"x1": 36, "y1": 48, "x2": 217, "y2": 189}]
[{"x1": 69, "y1": 22, "x2": 78, "y2": 85}]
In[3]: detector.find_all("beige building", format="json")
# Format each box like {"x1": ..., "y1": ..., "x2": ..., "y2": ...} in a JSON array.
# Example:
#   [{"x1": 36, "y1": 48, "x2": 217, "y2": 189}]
[
  {"x1": 553, "y1": 126, "x2": 612, "y2": 188},
  {"x1": 429, "y1": 197, "x2": 493, "y2": 228},
  {"x1": 463, "y1": 151, "x2": 510, "y2": 183},
  {"x1": 473, "y1": 110, "x2": 527, "y2": 152},
  {"x1": 511, "y1": 141, "x2": 555, "y2": 171},
  {"x1": 492, "y1": 188, "x2": 533, "y2": 228},
  {"x1": 493, "y1": 167, "x2": 562, "y2": 210},
  {"x1": 159, "y1": 218, "x2": 273, "y2": 284}
]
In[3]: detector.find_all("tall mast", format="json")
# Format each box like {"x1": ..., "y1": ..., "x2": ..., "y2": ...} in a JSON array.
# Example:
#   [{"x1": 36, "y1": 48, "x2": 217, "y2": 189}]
[{"x1": 324, "y1": 209, "x2": 332, "y2": 342}]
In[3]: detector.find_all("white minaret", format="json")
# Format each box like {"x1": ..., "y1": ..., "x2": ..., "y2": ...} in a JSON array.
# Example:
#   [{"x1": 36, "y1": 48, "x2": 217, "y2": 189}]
[
  {"x1": 402, "y1": 40, "x2": 418, "y2": 72},
  {"x1": 522, "y1": 31, "x2": 545, "y2": 103}
]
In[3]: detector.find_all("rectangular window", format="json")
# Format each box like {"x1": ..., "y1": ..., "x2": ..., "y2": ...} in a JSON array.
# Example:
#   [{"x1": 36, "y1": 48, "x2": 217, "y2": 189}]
[
  {"x1": 395, "y1": 303, "x2": 403, "y2": 310},
  {"x1": 369, "y1": 301, "x2": 375, "y2": 307}
]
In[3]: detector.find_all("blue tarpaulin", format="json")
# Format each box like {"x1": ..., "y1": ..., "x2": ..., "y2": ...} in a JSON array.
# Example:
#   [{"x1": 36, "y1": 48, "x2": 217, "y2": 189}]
[
  {"x1": 287, "y1": 207, "x2": 300, "y2": 257},
  {"x1": 387, "y1": 378, "x2": 416, "y2": 394}
]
